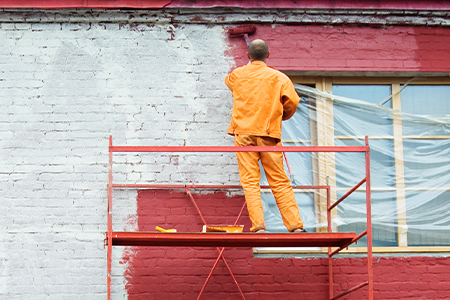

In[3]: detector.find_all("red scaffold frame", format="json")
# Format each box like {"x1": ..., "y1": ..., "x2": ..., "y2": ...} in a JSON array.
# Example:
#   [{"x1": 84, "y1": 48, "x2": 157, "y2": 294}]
[{"x1": 106, "y1": 135, "x2": 373, "y2": 300}]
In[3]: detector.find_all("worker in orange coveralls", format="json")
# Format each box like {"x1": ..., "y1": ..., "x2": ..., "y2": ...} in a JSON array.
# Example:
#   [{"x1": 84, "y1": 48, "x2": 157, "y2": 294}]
[{"x1": 225, "y1": 39, "x2": 306, "y2": 233}]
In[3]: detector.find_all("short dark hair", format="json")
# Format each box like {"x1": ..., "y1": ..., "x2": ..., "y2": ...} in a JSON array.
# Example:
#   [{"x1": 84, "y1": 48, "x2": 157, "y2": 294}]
[{"x1": 248, "y1": 39, "x2": 269, "y2": 61}]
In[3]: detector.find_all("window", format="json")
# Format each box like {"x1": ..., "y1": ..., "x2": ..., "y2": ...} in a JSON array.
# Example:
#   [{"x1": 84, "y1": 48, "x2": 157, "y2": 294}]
[{"x1": 256, "y1": 77, "x2": 450, "y2": 254}]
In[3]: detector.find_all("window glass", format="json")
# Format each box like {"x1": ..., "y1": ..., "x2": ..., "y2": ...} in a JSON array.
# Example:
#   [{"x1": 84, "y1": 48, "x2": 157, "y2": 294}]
[
  {"x1": 282, "y1": 100, "x2": 314, "y2": 186},
  {"x1": 401, "y1": 85, "x2": 450, "y2": 115},
  {"x1": 401, "y1": 85, "x2": 450, "y2": 136},
  {"x1": 333, "y1": 84, "x2": 392, "y2": 107},
  {"x1": 400, "y1": 86, "x2": 450, "y2": 246},
  {"x1": 337, "y1": 191, "x2": 398, "y2": 247},
  {"x1": 332, "y1": 85, "x2": 397, "y2": 247},
  {"x1": 402, "y1": 138, "x2": 450, "y2": 246},
  {"x1": 406, "y1": 191, "x2": 450, "y2": 246},
  {"x1": 335, "y1": 139, "x2": 395, "y2": 189},
  {"x1": 332, "y1": 85, "x2": 393, "y2": 136},
  {"x1": 403, "y1": 139, "x2": 450, "y2": 188}
]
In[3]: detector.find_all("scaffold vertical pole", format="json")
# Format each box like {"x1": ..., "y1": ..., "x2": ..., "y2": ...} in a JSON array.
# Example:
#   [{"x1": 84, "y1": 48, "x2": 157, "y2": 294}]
[
  {"x1": 107, "y1": 136, "x2": 113, "y2": 300},
  {"x1": 327, "y1": 187, "x2": 333, "y2": 299},
  {"x1": 365, "y1": 136, "x2": 374, "y2": 300}
]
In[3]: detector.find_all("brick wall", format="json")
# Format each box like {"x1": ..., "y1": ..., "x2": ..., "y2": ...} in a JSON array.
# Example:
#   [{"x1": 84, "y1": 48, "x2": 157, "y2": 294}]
[{"x1": 1, "y1": 8, "x2": 450, "y2": 300}]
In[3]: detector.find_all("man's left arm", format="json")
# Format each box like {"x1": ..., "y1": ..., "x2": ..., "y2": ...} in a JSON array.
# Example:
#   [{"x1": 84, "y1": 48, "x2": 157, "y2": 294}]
[{"x1": 281, "y1": 80, "x2": 301, "y2": 120}]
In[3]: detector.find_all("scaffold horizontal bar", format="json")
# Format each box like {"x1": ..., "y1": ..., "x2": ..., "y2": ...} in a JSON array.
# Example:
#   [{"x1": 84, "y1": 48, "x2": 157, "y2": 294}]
[
  {"x1": 110, "y1": 184, "x2": 330, "y2": 190},
  {"x1": 110, "y1": 232, "x2": 356, "y2": 248},
  {"x1": 110, "y1": 145, "x2": 368, "y2": 153}
]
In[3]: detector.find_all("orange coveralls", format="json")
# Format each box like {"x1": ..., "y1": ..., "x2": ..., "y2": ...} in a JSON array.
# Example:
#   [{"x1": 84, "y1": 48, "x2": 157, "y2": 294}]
[{"x1": 225, "y1": 61, "x2": 304, "y2": 232}]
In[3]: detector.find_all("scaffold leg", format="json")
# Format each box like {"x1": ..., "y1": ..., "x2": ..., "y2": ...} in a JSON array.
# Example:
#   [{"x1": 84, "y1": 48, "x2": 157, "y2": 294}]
[{"x1": 185, "y1": 186, "x2": 247, "y2": 300}]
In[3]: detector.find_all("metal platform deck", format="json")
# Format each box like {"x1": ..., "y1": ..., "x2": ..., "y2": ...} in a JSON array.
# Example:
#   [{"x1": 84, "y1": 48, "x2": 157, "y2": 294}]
[{"x1": 110, "y1": 231, "x2": 357, "y2": 248}]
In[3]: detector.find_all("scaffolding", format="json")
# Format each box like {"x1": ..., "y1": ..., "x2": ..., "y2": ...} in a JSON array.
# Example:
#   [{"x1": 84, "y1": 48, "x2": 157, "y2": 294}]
[{"x1": 106, "y1": 135, "x2": 373, "y2": 300}]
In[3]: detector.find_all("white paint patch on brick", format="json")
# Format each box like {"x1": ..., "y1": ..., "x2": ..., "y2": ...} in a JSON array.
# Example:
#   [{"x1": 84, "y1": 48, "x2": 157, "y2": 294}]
[
  {"x1": 0, "y1": 18, "x2": 237, "y2": 299},
  {"x1": 0, "y1": 243, "x2": 6, "y2": 295}
]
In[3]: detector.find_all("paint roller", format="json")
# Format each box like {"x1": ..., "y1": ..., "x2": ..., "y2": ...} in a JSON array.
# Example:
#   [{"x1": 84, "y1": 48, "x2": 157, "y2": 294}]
[{"x1": 228, "y1": 24, "x2": 257, "y2": 46}]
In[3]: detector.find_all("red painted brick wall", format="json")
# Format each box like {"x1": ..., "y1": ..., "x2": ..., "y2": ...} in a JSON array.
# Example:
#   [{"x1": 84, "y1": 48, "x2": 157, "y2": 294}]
[
  {"x1": 122, "y1": 189, "x2": 450, "y2": 299},
  {"x1": 227, "y1": 25, "x2": 450, "y2": 73}
]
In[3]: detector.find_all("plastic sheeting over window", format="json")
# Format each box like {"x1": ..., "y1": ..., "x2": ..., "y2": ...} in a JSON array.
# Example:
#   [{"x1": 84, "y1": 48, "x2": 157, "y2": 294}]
[{"x1": 262, "y1": 84, "x2": 450, "y2": 247}]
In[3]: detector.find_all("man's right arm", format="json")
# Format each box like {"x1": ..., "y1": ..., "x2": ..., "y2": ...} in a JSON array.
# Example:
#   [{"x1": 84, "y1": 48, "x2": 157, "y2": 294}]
[{"x1": 281, "y1": 80, "x2": 301, "y2": 121}]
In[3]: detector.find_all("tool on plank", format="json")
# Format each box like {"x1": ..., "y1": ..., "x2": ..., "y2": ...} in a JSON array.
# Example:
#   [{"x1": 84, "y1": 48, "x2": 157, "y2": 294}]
[{"x1": 155, "y1": 226, "x2": 177, "y2": 233}]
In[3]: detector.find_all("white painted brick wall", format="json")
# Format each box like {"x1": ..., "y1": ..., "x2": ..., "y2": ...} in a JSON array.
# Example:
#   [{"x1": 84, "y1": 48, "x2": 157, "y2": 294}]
[{"x1": 0, "y1": 14, "x2": 238, "y2": 299}]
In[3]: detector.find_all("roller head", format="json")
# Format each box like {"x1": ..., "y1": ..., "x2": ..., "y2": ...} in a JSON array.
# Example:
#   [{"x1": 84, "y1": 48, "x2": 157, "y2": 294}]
[{"x1": 228, "y1": 24, "x2": 257, "y2": 38}]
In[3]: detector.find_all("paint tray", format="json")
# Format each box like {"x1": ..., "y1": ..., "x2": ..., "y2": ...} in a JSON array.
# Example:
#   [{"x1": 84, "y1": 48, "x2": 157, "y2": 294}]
[{"x1": 202, "y1": 225, "x2": 244, "y2": 233}]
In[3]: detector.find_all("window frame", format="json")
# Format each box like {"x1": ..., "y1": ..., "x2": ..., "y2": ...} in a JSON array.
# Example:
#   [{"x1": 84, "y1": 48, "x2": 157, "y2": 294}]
[{"x1": 255, "y1": 76, "x2": 450, "y2": 255}]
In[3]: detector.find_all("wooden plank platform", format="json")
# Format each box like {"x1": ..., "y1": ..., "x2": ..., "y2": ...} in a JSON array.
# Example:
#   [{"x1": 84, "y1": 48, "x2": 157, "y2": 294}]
[{"x1": 110, "y1": 232, "x2": 356, "y2": 248}]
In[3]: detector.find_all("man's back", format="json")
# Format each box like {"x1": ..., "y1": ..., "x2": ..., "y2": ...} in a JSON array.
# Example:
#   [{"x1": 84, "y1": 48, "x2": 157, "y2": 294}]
[{"x1": 225, "y1": 60, "x2": 300, "y2": 141}]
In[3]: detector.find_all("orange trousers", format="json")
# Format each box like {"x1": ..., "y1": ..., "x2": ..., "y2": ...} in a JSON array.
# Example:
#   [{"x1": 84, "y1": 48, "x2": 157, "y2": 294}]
[{"x1": 234, "y1": 134, "x2": 304, "y2": 232}]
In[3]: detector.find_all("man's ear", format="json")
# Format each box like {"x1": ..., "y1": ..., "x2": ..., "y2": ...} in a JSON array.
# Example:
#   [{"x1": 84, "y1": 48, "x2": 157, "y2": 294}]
[
  {"x1": 266, "y1": 51, "x2": 270, "y2": 59},
  {"x1": 247, "y1": 52, "x2": 251, "y2": 60}
]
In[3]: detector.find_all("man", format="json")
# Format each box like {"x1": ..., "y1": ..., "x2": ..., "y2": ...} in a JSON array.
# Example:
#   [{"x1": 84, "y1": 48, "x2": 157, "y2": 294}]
[{"x1": 225, "y1": 39, "x2": 306, "y2": 233}]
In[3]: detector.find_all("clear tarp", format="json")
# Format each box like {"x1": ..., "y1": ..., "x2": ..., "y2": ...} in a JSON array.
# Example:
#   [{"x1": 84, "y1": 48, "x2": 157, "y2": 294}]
[{"x1": 261, "y1": 84, "x2": 450, "y2": 247}]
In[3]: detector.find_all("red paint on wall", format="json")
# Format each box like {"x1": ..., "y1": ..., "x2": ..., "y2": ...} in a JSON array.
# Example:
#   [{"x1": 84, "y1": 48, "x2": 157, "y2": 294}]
[
  {"x1": 4, "y1": 0, "x2": 450, "y2": 9},
  {"x1": 169, "y1": 0, "x2": 450, "y2": 10},
  {"x1": 0, "y1": 0, "x2": 171, "y2": 9},
  {"x1": 121, "y1": 189, "x2": 450, "y2": 299},
  {"x1": 226, "y1": 25, "x2": 450, "y2": 73}
]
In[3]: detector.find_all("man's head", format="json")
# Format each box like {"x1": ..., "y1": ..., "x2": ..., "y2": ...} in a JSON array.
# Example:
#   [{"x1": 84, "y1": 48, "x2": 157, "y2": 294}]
[{"x1": 247, "y1": 39, "x2": 269, "y2": 62}]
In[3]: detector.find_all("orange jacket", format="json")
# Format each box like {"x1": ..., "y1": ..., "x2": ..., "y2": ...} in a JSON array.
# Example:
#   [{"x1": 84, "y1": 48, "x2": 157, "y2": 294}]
[{"x1": 225, "y1": 61, "x2": 301, "y2": 141}]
